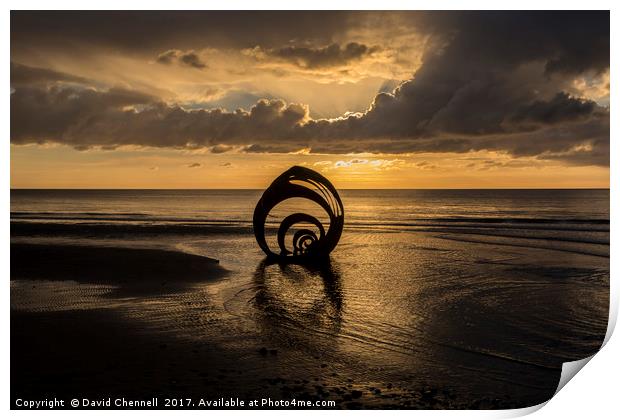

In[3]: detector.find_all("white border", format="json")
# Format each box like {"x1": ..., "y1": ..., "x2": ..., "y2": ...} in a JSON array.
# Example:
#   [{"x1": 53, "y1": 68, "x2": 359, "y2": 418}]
[{"x1": 4, "y1": 2, "x2": 616, "y2": 419}]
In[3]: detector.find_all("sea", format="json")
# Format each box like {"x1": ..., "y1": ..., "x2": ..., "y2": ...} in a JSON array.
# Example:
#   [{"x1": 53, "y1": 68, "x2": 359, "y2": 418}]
[{"x1": 10, "y1": 188, "x2": 610, "y2": 244}]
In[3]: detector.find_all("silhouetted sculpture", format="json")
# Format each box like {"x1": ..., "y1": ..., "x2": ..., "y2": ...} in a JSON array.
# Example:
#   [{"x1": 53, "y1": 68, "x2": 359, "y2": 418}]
[{"x1": 253, "y1": 166, "x2": 344, "y2": 260}]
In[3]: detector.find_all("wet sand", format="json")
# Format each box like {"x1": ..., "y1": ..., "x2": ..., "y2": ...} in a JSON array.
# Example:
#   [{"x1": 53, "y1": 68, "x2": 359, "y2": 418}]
[
  {"x1": 10, "y1": 227, "x2": 609, "y2": 409},
  {"x1": 13, "y1": 309, "x2": 475, "y2": 409},
  {"x1": 12, "y1": 302, "x2": 543, "y2": 409},
  {"x1": 11, "y1": 243, "x2": 225, "y2": 297}
]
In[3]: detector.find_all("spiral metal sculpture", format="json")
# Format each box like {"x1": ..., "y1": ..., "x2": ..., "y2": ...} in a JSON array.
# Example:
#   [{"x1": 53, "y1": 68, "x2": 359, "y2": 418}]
[{"x1": 253, "y1": 166, "x2": 344, "y2": 260}]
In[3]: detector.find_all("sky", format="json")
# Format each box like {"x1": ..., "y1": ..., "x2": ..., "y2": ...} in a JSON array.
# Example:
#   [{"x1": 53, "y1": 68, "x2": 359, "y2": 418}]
[{"x1": 10, "y1": 11, "x2": 610, "y2": 188}]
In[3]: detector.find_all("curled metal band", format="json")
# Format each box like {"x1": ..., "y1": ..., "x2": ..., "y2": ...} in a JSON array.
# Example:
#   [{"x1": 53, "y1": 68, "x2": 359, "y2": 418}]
[{"x1": 253, "y1": 166, "x2": 344, "y2": 260}]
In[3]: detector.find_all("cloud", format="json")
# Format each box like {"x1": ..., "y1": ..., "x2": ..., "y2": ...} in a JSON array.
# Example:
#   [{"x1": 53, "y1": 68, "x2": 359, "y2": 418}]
[
  {"x1": 10, "y1": 79, "x2": 609, "y2": 166},
  {"x1": 191, "y1": 89, "x2": 278, "y2": 113},
  {"x1": 316, "y1": 158, "x2": 405, "y2": 171},
  {"x1": 10, "y1": 11, "x2": 609, "y2": 167},
  {"x1": 155, "y1": 50, "x2": 177, "y2": 65},
  {"x1": 312, "y1": 160, "x2": 332, "y2": 167},
  {"x1": 509, "y1": 92, "x2": 598, "y2": 126},
  {"x1": 187, "y1": 162, "x2": 202, "y2": 168},
  {"x1": 210, "y1": 144, "x2": 234, "y2": 153},
  {"x1": 370, "y1": 159, "x2": 405, "y2": 170},
  {"x1": 11, "y1": 62, "x2": 91, "y2": 85},
  {"x1": 414, "y1": 161, "x2": 437, "y2": 170},
  {"x1": 335, "y1": 159, "x2": 368, "y2": 168},
  {"x1": 246, "y1": 42, "x2": 380, "y2": 69},
  {"x1": 11, "y1": 11, "x2": 357, "y2": 52},
  {"x1": 156, "y1": 49, "x2": 207, "y2": 69},
  {"x1": 10, "y1": 86, "x2": 309, "y2": 149},
  {"x1": 421, "y1": 11, "x2": 609, "y2": 77},
  {"x1": 10, "y1": 85, "x2": 155, "y2": 148}
]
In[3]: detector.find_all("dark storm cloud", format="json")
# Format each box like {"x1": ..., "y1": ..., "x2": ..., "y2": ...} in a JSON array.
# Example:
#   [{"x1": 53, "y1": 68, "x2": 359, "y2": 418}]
[
  {"x1": 417, "y1": 11, "x2": 609, "y2": 76},
  {"x1": 10, "y1": 85, "x2": 156, "y2": 147},
  {"x1": 156, "y1": 49, "x2": 207, "y2": 69},
  {"x1": 11, "y1": 81, "x2": 607, "y2": 165},
  {"x1": 10, "y1": 10, "x2": 357, "y2": 52},
  {"x1": 510, "y1": 92, "x2": 598, "y2": 125},
  {"x1": 250, "y1": 42, "x2": 380, "y2": 69},
  {"x1": 10, "y1": 86, "x2": 309, "y2": 149},
  {"x1": 323, "y1": 11, "x2": 609, "y2": 140},
  {"x1": 10, "y1": 11, "x2": 609, "y2": 166},
  {"x1": 10, "y1": 11, "x2": 608, "y2": 74}
]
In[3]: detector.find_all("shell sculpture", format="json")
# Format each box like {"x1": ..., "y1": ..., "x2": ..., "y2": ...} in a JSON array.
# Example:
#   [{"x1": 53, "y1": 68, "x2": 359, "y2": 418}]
[{"x1": 253, "y1": 166, "x2": 344, "y2": 261}]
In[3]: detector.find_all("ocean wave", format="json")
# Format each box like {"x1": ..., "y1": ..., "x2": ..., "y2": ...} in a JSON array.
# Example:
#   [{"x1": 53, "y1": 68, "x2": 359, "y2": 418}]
[
  {"x1": 11, "y1": 213, "x2": 610, "y2": 244},
  {"x1": 11, "y1": 213, "x2": 609, "y2": 229},
  {"x1": 11, "y1": 211, "x2": 609, "y2": 223}
]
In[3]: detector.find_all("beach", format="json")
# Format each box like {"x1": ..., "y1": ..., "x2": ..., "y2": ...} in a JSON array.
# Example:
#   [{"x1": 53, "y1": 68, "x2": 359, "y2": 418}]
[{"x1": 10, "y1": 189, "x2": 609, "y2": 409}]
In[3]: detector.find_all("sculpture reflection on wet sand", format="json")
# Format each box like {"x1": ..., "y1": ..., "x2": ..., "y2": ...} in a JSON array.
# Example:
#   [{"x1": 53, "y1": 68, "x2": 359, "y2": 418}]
[
  {"x1": 252, "y1": 259, "x2": 344, "y2": 337},
  {"x1": 253, "y1": 166, "x2": 344, "y2": 261}
]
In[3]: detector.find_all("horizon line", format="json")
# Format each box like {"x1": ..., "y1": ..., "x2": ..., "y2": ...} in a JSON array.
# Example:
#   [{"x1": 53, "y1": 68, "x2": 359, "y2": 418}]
[{"x1": 9, "y1": 187, "x2": 611, "y2": 191}]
